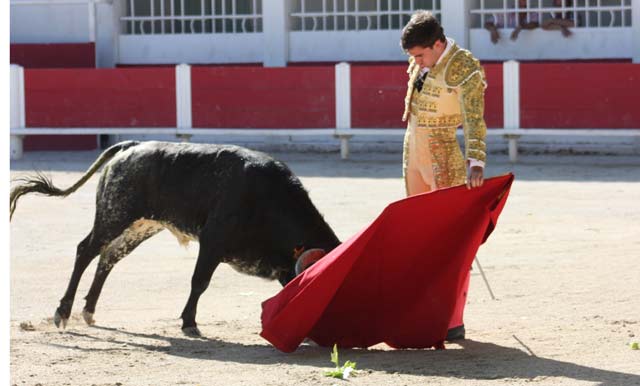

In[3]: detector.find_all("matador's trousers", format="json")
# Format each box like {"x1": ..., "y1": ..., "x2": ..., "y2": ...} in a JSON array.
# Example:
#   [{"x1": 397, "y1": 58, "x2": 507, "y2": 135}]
[{"x1": 403, "y1": 114, "x2": 470, "y2": 330}]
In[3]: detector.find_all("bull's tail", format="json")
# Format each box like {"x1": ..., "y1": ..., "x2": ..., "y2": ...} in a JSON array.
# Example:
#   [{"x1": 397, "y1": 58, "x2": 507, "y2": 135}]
[{"x1": 9, "y1": 140, "x2": 140, "y2": 220}]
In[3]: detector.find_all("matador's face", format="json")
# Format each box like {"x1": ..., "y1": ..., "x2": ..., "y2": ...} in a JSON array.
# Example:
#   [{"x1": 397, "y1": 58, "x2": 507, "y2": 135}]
[{"x1": 406, "y1": 40, "x2": 446, "y2": 69}]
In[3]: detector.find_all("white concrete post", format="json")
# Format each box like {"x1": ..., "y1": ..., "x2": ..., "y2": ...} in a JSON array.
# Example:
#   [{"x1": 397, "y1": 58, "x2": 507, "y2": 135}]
[
  {"x1": 88, "y1": 0, "x2": 96, "y2": 42},
  {"x1": 111, "y1": 0, "x2": 123, "y2": 66},
  {"x1": 262, "y1": 0, "x2": 290, "y2": 67},
  {"x1": 503, "y1": 60, "x2": 521, "y2": 162},
  {"x1": 87, "y1": 0, "x2": 98, "y2": 67},
  {"x1": 441, "y1": 0, "x2": 469, "y2": 48},
  {"x1": 95, "y1": 0, "x2": 118, "y2": 67},
  {"x1": 633, "y1": 0, "x2": 640, "y2": 63},
  {"x1": 175, "y1": 64, "x2": 192, "y2": 136},
  {"x1": 335, "y1": 62, "x2": 352, "y2": 159},
  {"x1": 10, "y1": 65, "x2": 26, "y2": 160}
]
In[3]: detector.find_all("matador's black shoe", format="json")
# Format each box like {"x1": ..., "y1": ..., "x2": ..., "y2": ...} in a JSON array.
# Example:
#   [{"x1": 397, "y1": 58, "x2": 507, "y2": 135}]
[{"x1": 445, "y1": 325, "x2": 466, "y2": 342}]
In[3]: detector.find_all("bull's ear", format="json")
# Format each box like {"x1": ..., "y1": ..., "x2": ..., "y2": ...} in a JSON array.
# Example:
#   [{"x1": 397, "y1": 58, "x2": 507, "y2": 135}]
[{"x1": 294, "y1": 248, "x2": 326, "y2": 275}]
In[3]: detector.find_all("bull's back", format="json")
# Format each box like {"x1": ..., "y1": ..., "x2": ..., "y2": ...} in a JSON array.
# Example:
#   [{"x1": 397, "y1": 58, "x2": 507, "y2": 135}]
[{"x1": 98, "y1": 141, "x2": 288, "y2": 232}]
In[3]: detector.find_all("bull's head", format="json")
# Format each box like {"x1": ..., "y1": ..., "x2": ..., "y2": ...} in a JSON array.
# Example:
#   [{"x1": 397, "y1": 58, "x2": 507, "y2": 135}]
[{"x1": 294, "y1": 248, "x2": 326, "y2": 275}]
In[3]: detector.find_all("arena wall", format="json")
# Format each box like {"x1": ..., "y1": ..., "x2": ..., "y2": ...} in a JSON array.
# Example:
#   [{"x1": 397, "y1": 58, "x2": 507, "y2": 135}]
[{"x1": 16, "y1": 62, "x2": 640, "y2": 151}]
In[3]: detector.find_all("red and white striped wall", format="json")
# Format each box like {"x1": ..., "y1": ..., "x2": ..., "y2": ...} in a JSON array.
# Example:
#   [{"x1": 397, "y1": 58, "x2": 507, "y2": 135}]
[{"x1": 10, "y1": 61, "x2": 640, "y2": 160}]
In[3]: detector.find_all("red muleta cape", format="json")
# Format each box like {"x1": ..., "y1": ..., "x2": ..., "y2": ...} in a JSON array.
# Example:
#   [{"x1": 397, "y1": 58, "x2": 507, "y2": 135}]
[{"x1": 261, "y1": 173, "x2": 514, "y2": 352}]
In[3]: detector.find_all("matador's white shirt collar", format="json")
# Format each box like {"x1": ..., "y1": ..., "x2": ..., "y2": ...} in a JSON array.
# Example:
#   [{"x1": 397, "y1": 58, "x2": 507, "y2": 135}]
[{"x1": 420, "y1": 37, "x2": 455, "y2": 76}]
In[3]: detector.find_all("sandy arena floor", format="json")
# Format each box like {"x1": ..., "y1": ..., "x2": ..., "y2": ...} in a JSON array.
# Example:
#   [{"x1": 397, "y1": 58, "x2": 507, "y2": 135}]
[{"x1": 9, "y1": 148, "x2": 640, "y2": 386}]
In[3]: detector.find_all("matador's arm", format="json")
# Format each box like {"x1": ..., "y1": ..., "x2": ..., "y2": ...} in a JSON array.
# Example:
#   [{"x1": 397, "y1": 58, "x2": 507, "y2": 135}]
[
  {"x1": 445, "y1": 51, "x2": 488, "y2": 167},
  {"x1": 459, "y1": 72, "x2": 487, "y2": 166}
]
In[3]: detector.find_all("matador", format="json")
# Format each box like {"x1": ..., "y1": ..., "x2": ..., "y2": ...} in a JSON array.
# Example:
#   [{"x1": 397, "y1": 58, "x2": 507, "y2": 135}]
[
  {"x1": 400, "y1": 10, "x2": 488, "y2": 342},
  {"x1": 402, "y1": 39, "x2": 487, "y2": 194}
]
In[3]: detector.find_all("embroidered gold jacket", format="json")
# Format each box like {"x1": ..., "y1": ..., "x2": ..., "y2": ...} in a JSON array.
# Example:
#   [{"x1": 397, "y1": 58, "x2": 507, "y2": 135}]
[{"x1": 402, "y1": 43, "x2": 488, "y2": 163}]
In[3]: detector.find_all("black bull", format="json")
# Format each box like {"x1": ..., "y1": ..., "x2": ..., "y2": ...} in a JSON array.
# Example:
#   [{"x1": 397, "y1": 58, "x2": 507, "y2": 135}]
[{"x1": 10, "y1": 141, "x2": 340, "y2": 336}]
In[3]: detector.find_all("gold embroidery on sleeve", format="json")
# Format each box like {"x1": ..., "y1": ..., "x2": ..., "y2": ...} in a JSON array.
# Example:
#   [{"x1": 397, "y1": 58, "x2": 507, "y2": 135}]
[{"x1": 459, "y1": 71, "x2": 488, "y2": 163}]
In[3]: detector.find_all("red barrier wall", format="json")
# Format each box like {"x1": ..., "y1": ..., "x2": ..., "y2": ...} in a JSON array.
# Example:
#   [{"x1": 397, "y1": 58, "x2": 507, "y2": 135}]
[
  {"x1": 191, "y1": 66, "x2": 334, "y2": 128},
  {"x1": 350, "y1": 63, "x2": 503, "y2": 129},
  {"x1": 483, "y1": 63, "x2": 503, "y2": 128},
  {"x1": 11, "y1": 43, "x2": 95, "y2": 68},
  {"x1": 350, "y1": 64, "x2": 406, "y2": 128},
  {"x1": 18, "y1": 62, "x2": 638, "y2": 152},
  {"x1": 24, "y1": 68, "x2": 176, "y2": 150},
  {"x1": 520, "y1": 63, "x2": 640, "y2": 128}
]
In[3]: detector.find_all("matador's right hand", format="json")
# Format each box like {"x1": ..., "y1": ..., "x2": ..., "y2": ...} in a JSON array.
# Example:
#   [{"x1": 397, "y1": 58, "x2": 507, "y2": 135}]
[{"x1": 467, "y1": 166, "x2": 484, "y2": 189}]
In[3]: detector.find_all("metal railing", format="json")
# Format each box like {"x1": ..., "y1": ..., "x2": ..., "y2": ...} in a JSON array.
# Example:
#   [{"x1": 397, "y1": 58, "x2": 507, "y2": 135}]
[
  {"x1": 120, "y1": 0, "x2": 262, "y2": 34},
  {"x1": 470, "y1": 0, "x2": 632, "y2": 29},
  {"x1": 290, "y1": 0, "x2": 441, "y2": 31}
]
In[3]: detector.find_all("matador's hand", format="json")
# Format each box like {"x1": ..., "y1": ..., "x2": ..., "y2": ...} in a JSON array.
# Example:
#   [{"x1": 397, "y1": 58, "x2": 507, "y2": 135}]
[{"x1": 466, "y1": 166, "x2": 484, "y2": 189}]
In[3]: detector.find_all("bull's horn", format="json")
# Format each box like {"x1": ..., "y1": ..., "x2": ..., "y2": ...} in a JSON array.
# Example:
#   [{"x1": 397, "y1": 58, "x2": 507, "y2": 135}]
[{"x1": 295, "y1": 248, "x2": 326, "y2": 275}]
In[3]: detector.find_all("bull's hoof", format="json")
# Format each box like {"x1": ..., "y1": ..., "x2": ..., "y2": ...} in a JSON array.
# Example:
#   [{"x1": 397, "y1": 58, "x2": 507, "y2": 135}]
[
  {"x1": 53, "y1": 310, "x2": 68, "y2": 329},
  {"x1": 82, "y1": 310, "x2": 95, "y2": 326},
  {"x1": 182, "y1": 326, "x2": 202, "y2": 337}
]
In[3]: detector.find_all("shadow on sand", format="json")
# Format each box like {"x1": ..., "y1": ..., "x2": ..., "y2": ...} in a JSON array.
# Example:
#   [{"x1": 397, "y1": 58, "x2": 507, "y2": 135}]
[{"x1": 54, "y1": 326, "x2": 639, "y2": 385}]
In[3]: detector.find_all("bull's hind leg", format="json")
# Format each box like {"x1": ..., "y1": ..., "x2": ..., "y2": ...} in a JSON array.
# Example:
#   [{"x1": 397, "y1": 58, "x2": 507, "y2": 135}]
[
  {"x1": 54, "y1": 232, "x2": 104, "y2": 328},
  {"x1": 55, "y1": 211, "x2": 140, "y2": 329},
  {"x1": 82, "y1": 220, "x2": 163, "y2": 326}
]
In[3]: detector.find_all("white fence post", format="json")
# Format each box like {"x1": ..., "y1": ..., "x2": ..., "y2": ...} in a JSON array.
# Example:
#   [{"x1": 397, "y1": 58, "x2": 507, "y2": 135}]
[
  {"x1": 10, "y1": 65, "x2": 26, "y2": 160},
  {"x1": 335, "y1": 62, "x2": 352, "y2": 159},
  {"x1": 88, "y1": 0, "x2": 96, "y2": 42},
  {"x1": 175, "y1": 63, "x2": 192, "y2": 139},
  {"x1": 441, "y1": 0, "x2": 469, "y2": 49},
  {"x1": 503, "y1": 60, "x2": 520, "y2": 162},
  {"x1": 88, "y1": 0, "x2": 100, "y2": 67},
  {"x1": 262, "y1": 0, "x2": 289, "y2": 67}
]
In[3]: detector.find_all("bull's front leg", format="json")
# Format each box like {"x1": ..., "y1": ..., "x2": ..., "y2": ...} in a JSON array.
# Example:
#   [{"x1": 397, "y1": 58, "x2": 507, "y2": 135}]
[{"x1": 180, "y1": 237, "x2": 221, "y2": 337}]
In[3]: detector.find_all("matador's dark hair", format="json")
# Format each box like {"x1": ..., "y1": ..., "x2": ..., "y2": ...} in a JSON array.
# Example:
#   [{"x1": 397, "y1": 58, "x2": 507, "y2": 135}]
[{"x1": 400, "y1": 10, "x2": 446, "y2": 50}]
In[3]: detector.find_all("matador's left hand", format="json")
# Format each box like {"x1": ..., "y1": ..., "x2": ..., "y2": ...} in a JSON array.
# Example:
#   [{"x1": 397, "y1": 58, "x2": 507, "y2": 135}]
[{"x1": 467, "y1": 166, "x2": 484, "y2": 189}]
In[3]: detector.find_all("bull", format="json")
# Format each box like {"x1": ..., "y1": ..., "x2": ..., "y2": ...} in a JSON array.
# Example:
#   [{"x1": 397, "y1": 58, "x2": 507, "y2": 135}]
[{"x1": 10, "y1": 141, "x2": 340, "y2": 336}]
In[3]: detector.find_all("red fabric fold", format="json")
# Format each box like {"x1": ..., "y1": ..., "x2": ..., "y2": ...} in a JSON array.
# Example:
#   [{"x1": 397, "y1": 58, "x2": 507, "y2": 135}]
[{"x1": 261, "y1": 173, "x2": 515, "y2": 353}]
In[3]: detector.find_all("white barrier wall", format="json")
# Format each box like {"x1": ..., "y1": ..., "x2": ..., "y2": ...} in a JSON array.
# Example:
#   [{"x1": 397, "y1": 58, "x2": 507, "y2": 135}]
[
  {"x1": 118, "y1": 34, "x2": 264, "y2": 65},
  {"x1": 9, "y1": 0, "x2": 639, "y2": 66},
  {"x1": 11, "y1": 2, "x2": 92, "y2": 43},
  {"x1": 289, "y1": 30, "x2": 407, "y2": 62},
  {"x1": 470, "y1": 28, "x2": 634, "y2": 61}
]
